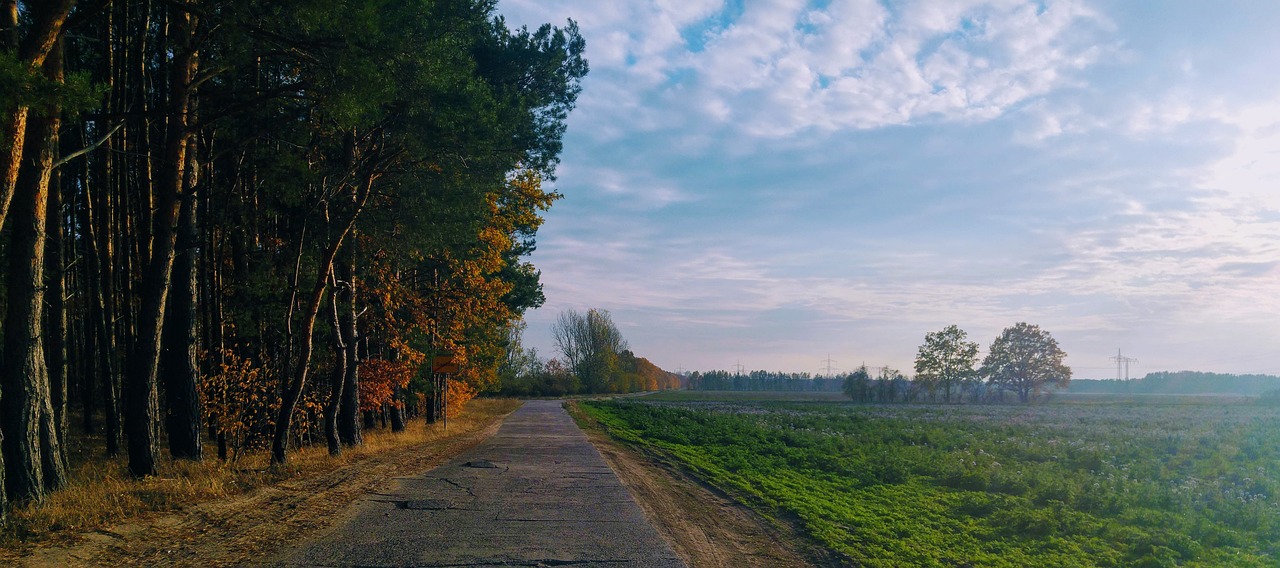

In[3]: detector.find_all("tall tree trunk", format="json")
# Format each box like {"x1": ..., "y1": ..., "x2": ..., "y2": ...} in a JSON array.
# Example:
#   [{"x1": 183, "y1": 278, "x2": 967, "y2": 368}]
[
  {"x1": 336, "y1": 240, "x2": 361, "y2": 447},
  {"x1": 389, "y1": 387, "x2": 406, "y2": 433},
  {"x1": 124, "y1": 2, "x2": 197, "y2": 477},
  {"x1": 45, "y1": 115, "x2": 68, "y2": 448},
  {"x1": 271, "y1": 232, "x2": 347, "y2": 464},
  {"x1": 324, "y1": 276, "x2": 346, "y2": 456},
  {"x1": 160, "y1": 134, "x2": 202, "y2": 460},
  {"x1": 2, "y1": 41, "x2": 68, "y2": 503},
  {"x1": 77, "y1": 126, "x2": 103, "y2": 436},
  {"x1": 0, "y1": 0, "x2": 76, "y2": 235}
]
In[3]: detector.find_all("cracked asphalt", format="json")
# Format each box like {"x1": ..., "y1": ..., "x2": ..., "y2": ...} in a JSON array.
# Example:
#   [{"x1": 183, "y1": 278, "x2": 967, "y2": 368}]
[{"x1": 272, "y1": 400, "x2": 685, "y2": 567}]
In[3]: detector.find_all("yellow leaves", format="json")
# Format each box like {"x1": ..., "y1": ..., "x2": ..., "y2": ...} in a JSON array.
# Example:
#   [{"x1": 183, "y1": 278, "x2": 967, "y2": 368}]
[{"x1": 445, "y1": 379, "x2": 476, "y2": 418}]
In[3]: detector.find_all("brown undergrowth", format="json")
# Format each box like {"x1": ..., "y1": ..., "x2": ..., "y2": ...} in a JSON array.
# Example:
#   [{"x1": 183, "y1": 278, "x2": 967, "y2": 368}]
[{"x1": 1, "y1": 398, "x2": 520, "y2": 566}]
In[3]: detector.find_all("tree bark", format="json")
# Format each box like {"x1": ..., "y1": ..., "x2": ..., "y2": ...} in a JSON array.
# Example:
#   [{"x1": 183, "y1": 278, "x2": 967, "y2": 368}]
[
  {"x1": 124, "y1": 2, "x2": 197, "y2": 477},
  {"x1": 160, "y1": 134, "x2": 202, "y2": 461},
  {"x1": 0, "y1": 0, "x2": 76, "y2": 235},
  {"x1": 45, "y1": 110, "x2": 68, "y2": 448},
  {"x1": 324, "y1": 270, "x2": 346, "y2": 457},
  {"x1": 2, "y1": 42, "x2": 68, "y2": 503},
  {"x1": 389, "y1": 387, "x2": 406, "y2": 433},
  {"x1": 336, "y1": 240, "x2": 361, "y2": 447},
  {"x1": 270, "y1": 227, "x2": 353, "y2": 464}
]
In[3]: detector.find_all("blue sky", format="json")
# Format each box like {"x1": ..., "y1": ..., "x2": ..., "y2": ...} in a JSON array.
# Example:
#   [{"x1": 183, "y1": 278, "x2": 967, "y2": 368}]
[{"x1": 497, "y1": 0, "x2": 1280, "y2": 378}]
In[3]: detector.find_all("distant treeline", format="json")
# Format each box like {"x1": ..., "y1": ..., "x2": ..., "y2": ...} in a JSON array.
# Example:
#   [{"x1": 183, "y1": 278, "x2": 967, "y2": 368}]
[
  {"x1": 685, "y1": 370, "x2": 845, "y2": 392},
  {"x1": 1070, "y1": 371, "x2": 1280, "y2": 396},
  {"x1": 495, "y1": 311, "x2": 682, "y2": 397}
]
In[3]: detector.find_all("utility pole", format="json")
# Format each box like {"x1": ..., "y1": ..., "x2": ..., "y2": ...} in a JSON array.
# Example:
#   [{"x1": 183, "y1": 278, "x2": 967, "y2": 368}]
[{"x1": 1110, "y1": 349, "x2": 1138, "y2": 380}]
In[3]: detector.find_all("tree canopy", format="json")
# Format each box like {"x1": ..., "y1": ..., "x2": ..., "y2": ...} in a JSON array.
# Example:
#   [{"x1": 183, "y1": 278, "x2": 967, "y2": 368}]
[
  {"x1": 914, "y1": 325, "x2": 980, "y2": 403},
  {"x1": 0, "y1": 0, "x2": 591, "y2": 512},
  {"x1": 981, "y1": 322, "x2": 1072, "y2": 402}
]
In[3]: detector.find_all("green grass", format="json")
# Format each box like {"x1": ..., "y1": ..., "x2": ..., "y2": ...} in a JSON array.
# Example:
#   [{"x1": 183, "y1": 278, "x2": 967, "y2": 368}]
[
  {"x1": 581, "y1": 398, "x2": 1280, "y2": 567},
  {"x1": 638, "y1": 390, "x2": 850, "y2": 402}
]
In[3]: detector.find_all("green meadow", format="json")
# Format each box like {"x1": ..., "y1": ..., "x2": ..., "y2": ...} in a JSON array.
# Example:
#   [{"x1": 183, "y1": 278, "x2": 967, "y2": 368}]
[{"x1": 580, "y1": 394, "x2": 1280, "y2": 566}]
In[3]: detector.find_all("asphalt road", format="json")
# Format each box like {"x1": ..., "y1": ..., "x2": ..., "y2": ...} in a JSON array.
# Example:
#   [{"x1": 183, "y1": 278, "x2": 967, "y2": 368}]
[{"x1": 273, "y1": 400, "x2": 685, "y2": 567}]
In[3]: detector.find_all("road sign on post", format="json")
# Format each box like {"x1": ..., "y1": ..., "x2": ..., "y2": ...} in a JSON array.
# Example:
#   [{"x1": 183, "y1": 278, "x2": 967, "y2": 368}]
[{"x1": 432, "y1": 354, "x2": 459, "y2": 374}]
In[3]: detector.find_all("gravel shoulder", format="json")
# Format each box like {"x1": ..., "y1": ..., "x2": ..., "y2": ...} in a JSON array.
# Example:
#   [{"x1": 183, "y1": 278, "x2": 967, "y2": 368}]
[{"x1": 570, "y1": 401, "x2": 826, "y2": 567}]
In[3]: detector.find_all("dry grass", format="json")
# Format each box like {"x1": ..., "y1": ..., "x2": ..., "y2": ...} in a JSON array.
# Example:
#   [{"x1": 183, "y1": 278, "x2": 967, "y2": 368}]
[{"x1": 0, "y1": 398, "x2": 520, "y2": 557}]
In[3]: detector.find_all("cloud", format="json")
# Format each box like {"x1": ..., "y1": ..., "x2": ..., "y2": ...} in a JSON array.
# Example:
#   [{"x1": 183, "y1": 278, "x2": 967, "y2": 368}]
[
  {"x1": 503, "y1": 0, "x2": 1115, "y2": 139},
  {"x1": 504, "y1": 1, "x2": 1280, "y2": 375}
]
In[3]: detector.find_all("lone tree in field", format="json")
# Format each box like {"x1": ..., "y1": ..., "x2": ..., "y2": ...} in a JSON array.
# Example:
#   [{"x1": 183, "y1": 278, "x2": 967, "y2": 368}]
[
  {"x1": 914, "y1": 325, "x2": 980, "y2": 403},
  {"x1": 981, "y1": 322, "x2": 1072, "y2": 402}
]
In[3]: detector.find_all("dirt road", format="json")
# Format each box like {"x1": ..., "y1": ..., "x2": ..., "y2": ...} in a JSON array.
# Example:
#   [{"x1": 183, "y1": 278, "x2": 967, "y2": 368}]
[
  {"x1": 274, "y1": 399, "x2": 684, "y2": 566},
  {"x1": 13, "y1": 397, "x2": 819, "y2": 567}
]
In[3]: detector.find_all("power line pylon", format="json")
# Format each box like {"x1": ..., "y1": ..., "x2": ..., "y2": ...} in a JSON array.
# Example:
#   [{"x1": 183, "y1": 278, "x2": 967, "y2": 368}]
[
  {"x1": 1110, "y1": 349, "x2": 1139, "y2": 380},
  {"x1": 819, "y1": 354, "x2": 838, "y2": 377}
]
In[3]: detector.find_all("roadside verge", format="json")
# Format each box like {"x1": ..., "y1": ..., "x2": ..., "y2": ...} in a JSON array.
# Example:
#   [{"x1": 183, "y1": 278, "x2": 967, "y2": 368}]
[{"x1": 567, "y1": 400, "x2": 828, "y2": 567}]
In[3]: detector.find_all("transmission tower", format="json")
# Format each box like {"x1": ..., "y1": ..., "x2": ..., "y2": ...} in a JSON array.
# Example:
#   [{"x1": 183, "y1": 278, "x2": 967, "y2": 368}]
[
  {"x1": 1110, "y1": 349, "x2": 1139, "y2": 380},
  {"x1": 818, "y1": 354, "x2": 838, "y2": 377},
  {"x1": 733, "y1": 360, "x2": 745, "y2": 376},
  {"x1": 857, "y1": 361, "x2": 887, "y2": 376}
]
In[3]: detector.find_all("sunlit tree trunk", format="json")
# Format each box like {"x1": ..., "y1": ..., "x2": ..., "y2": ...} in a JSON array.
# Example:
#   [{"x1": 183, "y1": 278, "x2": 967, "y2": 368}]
[
  {"x1": 2, "y1": 38, "x2": 68, "y2": 503},
  {"x1": 0, "y1": 0, "x2": 76, "y2": 235},
  {"x1": 324, "y1": 270, "x2": 347, "y2": 456},
  {"x1": 337, "y1": 239, "x2": 362, "y2": 447}
]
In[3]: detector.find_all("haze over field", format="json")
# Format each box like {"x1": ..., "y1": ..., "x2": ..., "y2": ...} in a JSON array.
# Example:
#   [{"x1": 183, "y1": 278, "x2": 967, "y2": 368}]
[{"x1": 498, "y1": 0, "x2": 1280, "y2": 377}]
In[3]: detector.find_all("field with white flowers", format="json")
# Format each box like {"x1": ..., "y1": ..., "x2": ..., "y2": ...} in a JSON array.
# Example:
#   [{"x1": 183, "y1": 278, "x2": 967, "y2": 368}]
[{"x1": 580, "y1": 395, "x2": 1279, "y2": 567}]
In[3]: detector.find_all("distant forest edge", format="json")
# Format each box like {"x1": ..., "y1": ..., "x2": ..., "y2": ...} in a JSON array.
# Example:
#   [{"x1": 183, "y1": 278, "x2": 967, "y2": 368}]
[
  {"x1": 495, "y1": 309, "x2": 681, "y2": 397},
  {"x1": 684, "y1": 369, "x2": 1280, "y2": 398},
  {"x1": 1070, "y1": 371, "x2": 1280, "y2": 396}
]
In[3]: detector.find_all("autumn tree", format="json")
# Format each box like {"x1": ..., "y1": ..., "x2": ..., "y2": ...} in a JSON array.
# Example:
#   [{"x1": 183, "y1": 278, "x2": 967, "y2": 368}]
[
  {"x1": 0, "y1": 0, "x2": 587, "y2": 512},
  {"x1": 914, "y1": 325, "x2": 980, "y2": 403},
  {"x1": 981, "y1": 322, "x2": 1072, "y2": 402}
]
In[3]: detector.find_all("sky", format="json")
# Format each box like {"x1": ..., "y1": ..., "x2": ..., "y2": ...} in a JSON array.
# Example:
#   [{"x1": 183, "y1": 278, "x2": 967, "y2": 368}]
[{"x1": 496, "y1": 0, "x2": 1280, "y2": 378}]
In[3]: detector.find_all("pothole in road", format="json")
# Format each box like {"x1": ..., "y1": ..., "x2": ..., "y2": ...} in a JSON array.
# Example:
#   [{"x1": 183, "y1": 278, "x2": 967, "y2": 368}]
[
  {"x1": 465, "y1": 459, "x2": 501, "y2": 468},
  {"x1": 394, "y1": 499, "x2": 452, "y2": 510}
]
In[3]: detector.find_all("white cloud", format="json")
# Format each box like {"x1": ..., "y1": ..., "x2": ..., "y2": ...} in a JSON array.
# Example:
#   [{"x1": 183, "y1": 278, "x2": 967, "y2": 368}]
[
  {"x1": 504, "y1": 1, "x2": 1280, "y2": 375},
  {"x1": 503, "y1": 0, "x2": 1114, "y2": 138}
]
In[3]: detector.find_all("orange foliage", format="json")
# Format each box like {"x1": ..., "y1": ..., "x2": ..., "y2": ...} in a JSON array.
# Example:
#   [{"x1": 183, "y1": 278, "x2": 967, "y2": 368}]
[
  {"x1": 357, "y1": 170, "x2": 557, "y2": 417},
  {"x1": 202, "y1": 350, "x2": 323, "y2": 459},
  {"x1": 358, "y1": 357, "x2": 416, "y2": 412}
]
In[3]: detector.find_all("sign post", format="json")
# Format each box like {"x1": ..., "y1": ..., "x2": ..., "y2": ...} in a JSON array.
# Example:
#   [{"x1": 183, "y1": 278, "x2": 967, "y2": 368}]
[{"x1": 432, "y1": 353, "x2": 459, "y2": 430}]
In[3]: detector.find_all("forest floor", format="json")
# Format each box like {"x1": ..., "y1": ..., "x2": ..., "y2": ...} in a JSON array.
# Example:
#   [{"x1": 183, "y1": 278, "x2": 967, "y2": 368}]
[
  {"x1": 5, "y1": 400, "x2": 519, "y2": 567},
  {"x1": 6, "y1": 395, "x2": 819, "y2": 567}
]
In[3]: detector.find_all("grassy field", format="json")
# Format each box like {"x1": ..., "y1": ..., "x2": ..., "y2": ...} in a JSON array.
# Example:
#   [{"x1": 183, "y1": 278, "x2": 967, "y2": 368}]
[
  {"x1": 581, "y1": 393, "x2": 1280, "y2": 567},
  {"x1": 640, "y1": 390, "x2": 850, "y2": 402}
]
